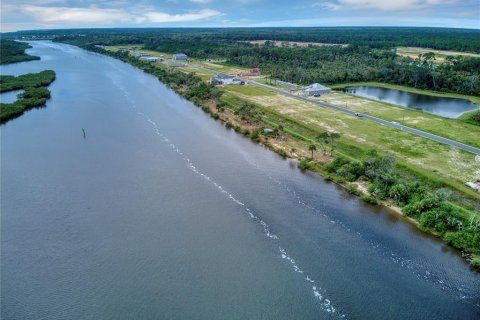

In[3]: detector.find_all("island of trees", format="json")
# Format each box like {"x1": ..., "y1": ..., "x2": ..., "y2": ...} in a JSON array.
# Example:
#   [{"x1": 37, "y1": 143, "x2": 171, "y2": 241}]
[
  {"x1": 0, "y1": 39, "x2": 39, "y2": 64},
  {"x1": 0, "y1": 70, "x2": 56, "y2": 123},
  {"x1": 0, "y1": 40, "x2": 55, "y2": 123}
]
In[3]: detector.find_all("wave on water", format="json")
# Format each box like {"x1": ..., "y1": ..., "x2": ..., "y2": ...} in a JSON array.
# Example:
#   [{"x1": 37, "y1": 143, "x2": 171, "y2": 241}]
[
  {"x1": 110, "y1": 74, "x2": 480, "y2": 313},
  {"x1": 245, "y1": 162, "x2": 480, "y2": 307},
  {"x1": 142, "y1": 115, "x2": 347, "y2": 318}
]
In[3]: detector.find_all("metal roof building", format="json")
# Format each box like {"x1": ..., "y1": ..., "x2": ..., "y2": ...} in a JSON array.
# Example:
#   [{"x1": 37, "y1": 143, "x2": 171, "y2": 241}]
[
  {"x1": 173, "y1": 53, "x2": 188, "y2": 61},
  {"x1": 303, "y1": 83, "x2": 331, "y2": 96}
]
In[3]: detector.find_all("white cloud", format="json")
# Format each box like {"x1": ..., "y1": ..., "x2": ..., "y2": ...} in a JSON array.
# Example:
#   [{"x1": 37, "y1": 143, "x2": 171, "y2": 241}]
[
  {"x1": 21, "y1": 5, "x2": 138, "y2": 24},
  {"x1": 316, "y1": 0, "x2": 459, "y2": 11},
  {"x1": 145, "y1": 9, "x2": 220, "y2": 22},
  {"x1": 190, "y1": 0, "x2": 214, "y2": 3},
  {"x1": 3, "y1": 4, "x2": 222, "y2": 28}
]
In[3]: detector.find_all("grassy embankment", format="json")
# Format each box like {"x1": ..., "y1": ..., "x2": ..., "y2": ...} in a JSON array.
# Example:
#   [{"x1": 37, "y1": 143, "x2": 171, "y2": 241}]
[
  {"x1": 0, "y1": 70, "x2": 56, "y2": 124},
  {"x1": 0, "y1": 39, "x2": 39, "y2": 64},
  {"x1": 96, "y1": 44, "x2": 480, "y2": 269}
]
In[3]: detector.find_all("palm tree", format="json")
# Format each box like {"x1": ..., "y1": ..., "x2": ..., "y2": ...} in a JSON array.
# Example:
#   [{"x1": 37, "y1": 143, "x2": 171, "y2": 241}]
[
  {"x1": 329, "y1": 132, "x2": 341, "y2": 156},
  {"x1": 308, "y1": 144, "x2": 317, "y2": 159},
  {"x1": 316, "y1": 131, "x2": 329, "y2": 155}
]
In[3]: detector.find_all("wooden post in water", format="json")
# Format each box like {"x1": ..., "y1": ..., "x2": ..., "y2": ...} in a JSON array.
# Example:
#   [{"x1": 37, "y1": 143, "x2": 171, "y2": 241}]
[{"x1": 82, "y1": 128, "x2": 86, "y2": 138}]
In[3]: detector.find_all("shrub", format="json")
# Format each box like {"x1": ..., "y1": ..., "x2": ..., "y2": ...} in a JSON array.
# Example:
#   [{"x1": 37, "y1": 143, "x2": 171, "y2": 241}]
[
  {"x1": 444, "y1": 227, "x2": 480, "y2": 254},
  {"x1": 327, "y1": 155, "x2": 351, "y2": 173},
  {"x1": 346, "y1": 183, "x2": 361, "y2": 196},
  {"x1": 298, "y1": 158, "x2": 310, "y2": 171},
  {"x1": 333, "y1": 176, "x2": 346, "y2": 184},
  {"x1": 250, "y1": 129, "x2": 260, "y2": 140},
  {"x1": 469, "y1": 256, "x2": 480, "y2": 270},
  {"x1": 402, "y1": 190, "x2": 447, "y2": 217},
  {"x1": 276, "y1": 149, "x2": 287, "y2": 158},
  {"x1": 362, "y1": 194, "x2": 379, "y2": 205},
  {"x1": 418, "y1": 204, "x2": 464, "y2": 234},
  {"x1": 389, "y1": 181, "x2": 424, "y2": 206}
]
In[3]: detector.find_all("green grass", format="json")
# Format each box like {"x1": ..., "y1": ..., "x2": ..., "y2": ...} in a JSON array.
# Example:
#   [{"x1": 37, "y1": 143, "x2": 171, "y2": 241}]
[
  {"x1": 315, "y1": 90, "x2": 480, "y2": 148},
  {"x1": 458, "y1": 109, "x2": 480, "y2": 126},
  {"x1": 224, "y1": 85, "x2": 276, "y2": 96},
  {"x1": 224, "y1": 86, "x2": 480, "y2": 204}
]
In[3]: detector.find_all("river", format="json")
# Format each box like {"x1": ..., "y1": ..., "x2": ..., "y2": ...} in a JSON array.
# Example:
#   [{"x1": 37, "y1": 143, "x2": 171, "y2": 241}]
[
  {"x1": 1, "y1": 41, "x2": 479, "y2": 320},
  {"x1": 344, "y1": 86, "x2": 478, "y2": 118}
]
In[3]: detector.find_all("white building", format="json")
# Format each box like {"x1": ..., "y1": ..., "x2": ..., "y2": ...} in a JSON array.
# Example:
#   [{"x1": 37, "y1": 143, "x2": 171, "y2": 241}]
[
  {"x1": 302, "y1": 83, "x2": 331, "y2": 96},
  {"x1": 140, "y1": 56, "x2": 161, "y2": 62},
  {"x1": 210, "y1": 73, "x2": 244, "y2": 85}
]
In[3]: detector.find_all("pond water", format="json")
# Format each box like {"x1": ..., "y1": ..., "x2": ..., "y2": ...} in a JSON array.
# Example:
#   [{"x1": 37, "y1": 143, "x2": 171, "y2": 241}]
[
  {"x1": 1, "y1": 41, "x2": 479, "y2": 320},
  {"x1": 0, "y1": 89, "x2": 24, "y2": 104},
  {"x1": 344, "y1": 86, "x2": 478, "y2": 118}
]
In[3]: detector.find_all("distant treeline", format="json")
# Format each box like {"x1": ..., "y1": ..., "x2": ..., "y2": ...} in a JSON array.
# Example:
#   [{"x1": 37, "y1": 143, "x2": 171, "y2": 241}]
[
  {"x1": 9, "y1": 27, "x2": 480, "y2": 52},
  {"x1": 52, "y1": 29, "x2": 480, "y2": 95},
  {"x1": 0, "y1": 39, "x2": 39, "y2": 64}
]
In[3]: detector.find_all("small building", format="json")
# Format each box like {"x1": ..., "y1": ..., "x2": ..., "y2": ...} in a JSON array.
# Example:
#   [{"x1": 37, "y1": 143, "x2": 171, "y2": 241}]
[
  {"x1": 135, "y1": 53, "x2": 149, "y2": 58},
  {"x1": 210, "y1": 73, "x2": 244, "y2": 85},
  {"x1": 140, "y1": 56, "x2": 161, "y2": 62},
  {"x1": 302, "y1": 83, "x2": 331, "y2": 96},
  {"x1": 173, "y1": 53, "x2": 188, "y2": 61}
]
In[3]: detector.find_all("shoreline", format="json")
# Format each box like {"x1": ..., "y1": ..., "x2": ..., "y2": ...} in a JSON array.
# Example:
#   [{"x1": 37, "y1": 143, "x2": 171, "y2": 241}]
[{"x1": 77, "y1": 43, "x2": 479, "y2": 271}]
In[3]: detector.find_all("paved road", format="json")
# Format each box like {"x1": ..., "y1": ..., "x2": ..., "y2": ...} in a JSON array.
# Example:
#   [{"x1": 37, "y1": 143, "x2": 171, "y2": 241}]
[
  {"x1": 249, "y1": 80, "x2": 480, "y2": 156},
  {"x1": 190, "y1": 63, "x2": 480, "y2": 155}
]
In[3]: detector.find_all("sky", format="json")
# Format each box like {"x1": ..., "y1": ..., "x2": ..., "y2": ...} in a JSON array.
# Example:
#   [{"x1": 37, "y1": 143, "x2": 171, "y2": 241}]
[{"x1": 1, "y1": 0, "x2": 479, "y2": 32}]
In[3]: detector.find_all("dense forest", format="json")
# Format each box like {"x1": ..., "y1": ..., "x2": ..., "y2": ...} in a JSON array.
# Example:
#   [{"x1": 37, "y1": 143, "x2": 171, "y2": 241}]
[
  {"x1": 8, "y1": 27, "x2": 480, "y2": 52},
  {"x1": 0, "y1": 39, "x2": 39, "y2": 64},
  {"x1": 49, "y1": 28, "x2": 480, "y2": 96}
]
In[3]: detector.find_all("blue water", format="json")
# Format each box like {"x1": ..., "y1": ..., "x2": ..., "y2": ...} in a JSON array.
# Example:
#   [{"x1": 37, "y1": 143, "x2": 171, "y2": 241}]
[
  {"x1": 0, "y1": 89, "x2": 24, "y2": 104},
  {"x1": 345, "y1": 86, "x2": 478, "y2": 118}
]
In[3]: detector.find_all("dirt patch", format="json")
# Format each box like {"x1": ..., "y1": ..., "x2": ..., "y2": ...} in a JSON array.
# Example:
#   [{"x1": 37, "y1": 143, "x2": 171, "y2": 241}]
[{"x1": 242, "y1": 40, "x2": 347, "y2": 48}]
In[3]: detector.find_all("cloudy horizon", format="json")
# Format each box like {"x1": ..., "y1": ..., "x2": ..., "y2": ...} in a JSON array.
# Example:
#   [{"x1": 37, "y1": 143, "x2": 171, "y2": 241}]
[{"x1": 1, "y1": 0, "x2": 479, "y2": 32}]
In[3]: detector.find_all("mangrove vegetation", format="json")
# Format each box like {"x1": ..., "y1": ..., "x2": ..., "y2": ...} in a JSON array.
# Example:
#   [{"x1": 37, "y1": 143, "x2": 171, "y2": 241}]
[{"x1": 1, "y1": 70, "x2": 56, "y2": 123}]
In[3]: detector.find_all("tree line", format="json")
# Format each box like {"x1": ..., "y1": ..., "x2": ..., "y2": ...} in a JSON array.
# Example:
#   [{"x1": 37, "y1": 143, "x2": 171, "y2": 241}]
[
  {"x1": 52, "y1": 30, "x2": 480, "y2": 96},
  {"x1": 0, "y1": 39, "x2": 39, "y2": 65}
]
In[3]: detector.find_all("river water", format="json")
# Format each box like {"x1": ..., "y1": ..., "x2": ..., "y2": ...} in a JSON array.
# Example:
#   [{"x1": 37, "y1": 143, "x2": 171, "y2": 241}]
[
  {"x1": 1, "y1": 41, "x2": 479, "y2": 320},
  {"x1": 0, "y1": 89, "x2": 24, "y2": 104},
  {"x1": 345, "y1": 86, "x2": 478, "y2": 118}
]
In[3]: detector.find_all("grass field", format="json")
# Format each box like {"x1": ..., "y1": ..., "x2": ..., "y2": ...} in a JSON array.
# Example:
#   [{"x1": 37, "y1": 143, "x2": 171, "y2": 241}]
[
  {"x1": 396, "y1": 47, "x2": 480, "y2": 63},
  {"x1": 224, "y1": 85, "x2": 276, "y2": 96},
  {"x1": 314, "y1": 90, "x2": 480, "y2": 148},
  {"x1": 223, "y1": 85, "x2": 480, "y2": 200}
]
